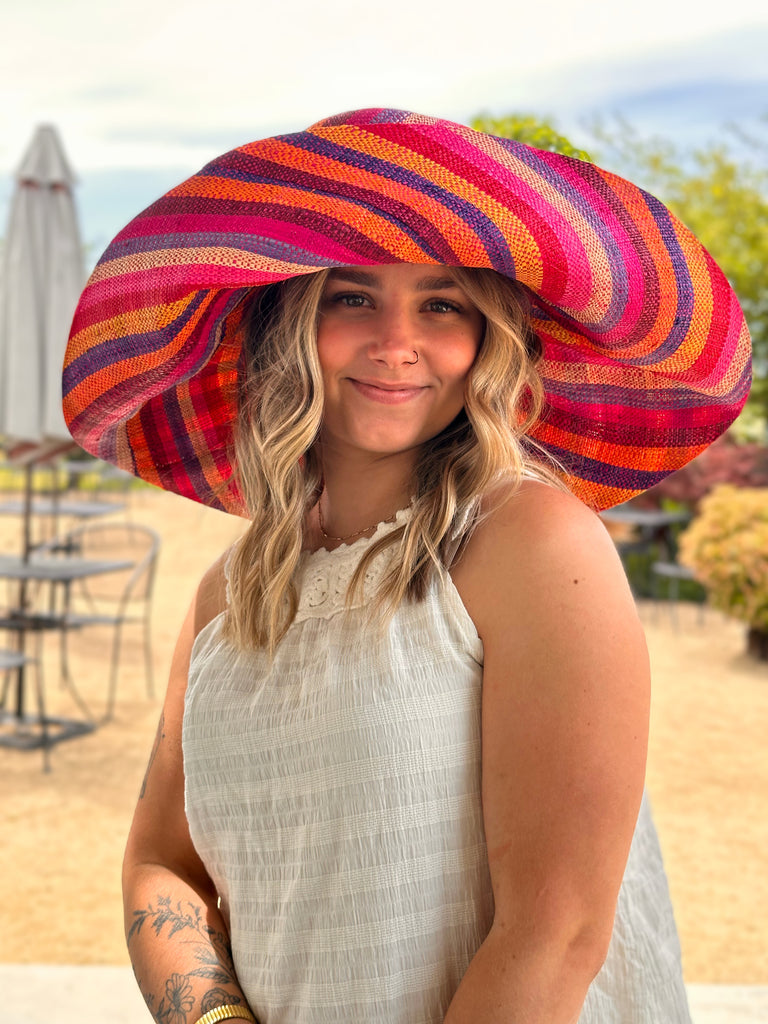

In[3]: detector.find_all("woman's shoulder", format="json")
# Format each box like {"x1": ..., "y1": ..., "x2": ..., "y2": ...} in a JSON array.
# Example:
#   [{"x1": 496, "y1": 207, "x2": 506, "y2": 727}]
[
  {"x1": 192, "y1": 545, "x2": 235, "y2": 637},
  {"x1": 462, "y1": 476, "x2": 615, "y2": 567},
  {"x1": 450, "y1": 478, "x2": 635, "y2": 639}
]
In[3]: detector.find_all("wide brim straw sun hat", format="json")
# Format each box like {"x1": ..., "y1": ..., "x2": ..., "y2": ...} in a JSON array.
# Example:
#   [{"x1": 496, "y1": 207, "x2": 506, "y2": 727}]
[{"x1": 63, "y1": 108, "x2": 751, "y2": 515}]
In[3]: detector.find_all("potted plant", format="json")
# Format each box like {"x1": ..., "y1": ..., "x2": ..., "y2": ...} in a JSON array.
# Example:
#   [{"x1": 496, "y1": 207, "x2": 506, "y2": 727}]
[{"x1": 678, "y1": 485, "x2": 768, "y2": 660}]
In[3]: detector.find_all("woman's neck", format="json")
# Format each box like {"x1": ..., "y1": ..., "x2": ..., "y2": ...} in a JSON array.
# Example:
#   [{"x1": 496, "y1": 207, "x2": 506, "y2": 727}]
[{"x1": 313, "y1": 444, "x2": 415, "y2": 545}]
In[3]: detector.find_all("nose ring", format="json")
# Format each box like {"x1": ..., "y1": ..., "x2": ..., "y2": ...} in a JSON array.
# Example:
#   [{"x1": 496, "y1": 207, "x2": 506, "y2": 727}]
[{"x1": 409, "y1": 350, "x2": 419, "y2": 364}]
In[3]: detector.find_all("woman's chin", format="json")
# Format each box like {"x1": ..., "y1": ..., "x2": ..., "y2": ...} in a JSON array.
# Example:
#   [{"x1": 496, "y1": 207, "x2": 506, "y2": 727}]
[{"x1": 323, "y1": 430, "x2": 425, "y2": 461}]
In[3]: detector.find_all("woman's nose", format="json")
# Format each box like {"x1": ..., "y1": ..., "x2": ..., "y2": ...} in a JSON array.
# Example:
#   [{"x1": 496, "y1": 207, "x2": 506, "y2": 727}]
[{"x1": 366, "y1": 308, "x2": 419, "y2": 367}]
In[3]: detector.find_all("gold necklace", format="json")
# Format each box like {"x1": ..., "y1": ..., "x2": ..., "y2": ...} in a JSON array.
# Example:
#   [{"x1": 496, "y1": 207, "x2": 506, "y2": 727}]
[{"x1": 317, "y1": 498, "x2": 398, "y2": 543}]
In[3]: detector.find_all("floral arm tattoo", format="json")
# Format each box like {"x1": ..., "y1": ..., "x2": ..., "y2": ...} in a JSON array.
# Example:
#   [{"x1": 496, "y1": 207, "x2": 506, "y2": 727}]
[{"x1": 128, "y1": 896, "x2": 253, "y2": 1024}]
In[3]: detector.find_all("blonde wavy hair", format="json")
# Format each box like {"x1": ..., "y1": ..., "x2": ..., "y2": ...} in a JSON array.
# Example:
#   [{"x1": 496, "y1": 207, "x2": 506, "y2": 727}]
[{"x1": 223, "y1": 266, "x2": 562, "y2": 654}]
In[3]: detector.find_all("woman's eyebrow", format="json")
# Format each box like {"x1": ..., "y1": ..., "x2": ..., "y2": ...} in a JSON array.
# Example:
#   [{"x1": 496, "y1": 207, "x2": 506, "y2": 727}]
[
  {"x1": 415, "y1": 275, "x2": 462, "y2": 292},
  {"x1": 327, "y1": 269, "x2": 462, "y2": 291},
  {"x1": 327, "y1": 269, "x2": 380, "y2": 287}
]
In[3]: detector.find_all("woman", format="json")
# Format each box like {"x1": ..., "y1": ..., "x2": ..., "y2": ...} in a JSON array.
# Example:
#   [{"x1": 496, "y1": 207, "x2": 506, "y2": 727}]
[{"x1": 63, "y1": 109, "x2": 751, "y2": 1024}]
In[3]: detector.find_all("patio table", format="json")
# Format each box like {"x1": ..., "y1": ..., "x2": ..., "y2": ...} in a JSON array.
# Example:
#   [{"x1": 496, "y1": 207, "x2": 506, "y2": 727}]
[
  {"x1": 600, "y1": 505, "x2": 692, "y2": 592},
  {"x1": 0, "y1": 554, "x2": 133, "y2": 583},
  {"x1": 599, "y1": 506, "x2": 691, "y2": 530},
  {"x1": 0, "y1": 554, "x2": 132, "y2": 758},
  {"x1": 600, "y1": 506, "x2": 690, "y2": 553},
  {"x1": 0, "y1": 498, "x2": 125, "y2": 518}
]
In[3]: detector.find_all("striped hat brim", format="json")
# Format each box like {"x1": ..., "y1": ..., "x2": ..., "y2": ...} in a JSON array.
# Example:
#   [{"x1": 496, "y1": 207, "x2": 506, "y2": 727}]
[{"x1": 63, "y1": 108, "x2": 752, "y2": 513}]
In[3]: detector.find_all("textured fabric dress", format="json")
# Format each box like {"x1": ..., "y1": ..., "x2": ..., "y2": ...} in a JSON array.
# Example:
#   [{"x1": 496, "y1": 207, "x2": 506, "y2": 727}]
[{"x1": 183, "y1": 513, "x2": 692, "y2": 1024}]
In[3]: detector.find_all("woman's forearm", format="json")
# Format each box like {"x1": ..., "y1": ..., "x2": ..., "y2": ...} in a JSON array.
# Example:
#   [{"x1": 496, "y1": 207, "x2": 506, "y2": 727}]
[
  {"x1": 125, "y1": 863, "x2": 254, "y2": 1024},
  {"x1": 443, "y1": 921, "x2": 607, "y2": 1024}
]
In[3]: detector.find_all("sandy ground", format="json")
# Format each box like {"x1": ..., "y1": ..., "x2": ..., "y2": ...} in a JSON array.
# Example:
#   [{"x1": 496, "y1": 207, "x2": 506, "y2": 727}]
[{"x1": 0, "y1": 487, "x2": 766, "y2": 982}]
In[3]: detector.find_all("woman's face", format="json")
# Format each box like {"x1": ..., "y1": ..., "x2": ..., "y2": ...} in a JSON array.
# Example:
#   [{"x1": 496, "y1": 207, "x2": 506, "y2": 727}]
[{"x1": 316, "y1": 264, "x2": 484, "y2": 461}]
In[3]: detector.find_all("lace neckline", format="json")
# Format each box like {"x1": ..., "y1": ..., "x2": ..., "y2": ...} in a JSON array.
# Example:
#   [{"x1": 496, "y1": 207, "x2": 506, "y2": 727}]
[{"x1": 295, "y1": 507, "x2": 412, "y2": 622}]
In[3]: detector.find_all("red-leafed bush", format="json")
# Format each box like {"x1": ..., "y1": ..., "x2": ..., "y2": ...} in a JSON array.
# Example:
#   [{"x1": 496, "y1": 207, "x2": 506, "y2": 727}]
[{"x1": 642, "y1": 435, "x2": 768, "y2": 509}]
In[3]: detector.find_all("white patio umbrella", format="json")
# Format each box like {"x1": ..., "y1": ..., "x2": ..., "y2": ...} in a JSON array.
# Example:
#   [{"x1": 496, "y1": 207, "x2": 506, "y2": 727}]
[
  {"x1": 0, "y1": 124, "x2": 84, "y2": 442},
  {"x1": 0, "y1": 125, "x2": 84, "y2": 556}
]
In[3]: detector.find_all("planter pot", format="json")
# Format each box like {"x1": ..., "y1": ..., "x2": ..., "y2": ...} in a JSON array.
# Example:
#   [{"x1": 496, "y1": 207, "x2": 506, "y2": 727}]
[{"x1": 747, "y1": 627, "x2": 768, "y2": 661}]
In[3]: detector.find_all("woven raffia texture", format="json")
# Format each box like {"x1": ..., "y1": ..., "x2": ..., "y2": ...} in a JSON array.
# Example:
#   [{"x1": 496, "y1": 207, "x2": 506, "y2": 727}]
[{"x1": 63, "y1": 108, "x2": 752, "y2": 514}]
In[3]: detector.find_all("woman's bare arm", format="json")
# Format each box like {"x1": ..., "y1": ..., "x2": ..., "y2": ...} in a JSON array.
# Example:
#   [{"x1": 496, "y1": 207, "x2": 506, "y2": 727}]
[
  {"x1": 446, "y1": 482, "x2": 650, "y2": 1024},
  {"x1": 123, "y1": 555, "x2": 255, "y2": 1024}
]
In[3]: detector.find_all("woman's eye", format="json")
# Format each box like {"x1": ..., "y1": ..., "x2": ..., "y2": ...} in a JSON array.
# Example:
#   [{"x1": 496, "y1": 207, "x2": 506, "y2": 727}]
[
  {"x1": 427, "y1": 299, "x2": 460, "y2": 314},
  {"x1": 330, "y1": 292, "x2": 369, "y2": 308}
]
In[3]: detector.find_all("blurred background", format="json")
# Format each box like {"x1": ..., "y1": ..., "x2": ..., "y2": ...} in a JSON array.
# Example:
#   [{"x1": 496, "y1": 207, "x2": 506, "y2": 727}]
[{"x1": 0, "y1": 1, "x2": 766, "y2": 1019}]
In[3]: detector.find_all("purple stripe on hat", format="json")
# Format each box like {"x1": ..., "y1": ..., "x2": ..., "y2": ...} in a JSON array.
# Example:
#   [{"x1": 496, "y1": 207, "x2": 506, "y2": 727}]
[
  {"x1": 271, "y1": 133, "x2": 517, "y2": 276},
  {"x1": 115, "y1": 211, "x2": 371, "y2": 265},
  {"x1": 63, "y1": 289, "x2": 219, "y2": 394},
  {"x1": 543, "y1": 377, "x2": 744, "y2": 410},
  {"x1": 194, "y1": 156, "x2": 466, "y2": 266},
  {"x1": 155, "y1": 386, "x2": 207, "y2": 477},
  {"x1": 318, "y1": 108, "x2": 415, "y2": 128},
  {"x1": 154, "y1": 195, "x2": 405, "y2": 264},
  {"x1": 547, "y1": 158, "x2": 690, "y2": 353},
  {"x1": 547, "y1": 446, "x2": 686, "y2": 491},
  {"x1": 522, "y1": 161, "x2": 647, "y2": 339},
  {"x1": 95, "y1": 425, "x2": 119, "y2": 467},
  {"x1": 495, "y1": 143, "x2": 687, "y2": 346},
  {"x1": 362, "y1": 123, "x2": 587, "y2": 297},
  {"x1": 102, "y1": 229, "x2": 339, "y2": 268},
  {"x1": 542, "y1": 404, "x2": 729, "y2": 448}
]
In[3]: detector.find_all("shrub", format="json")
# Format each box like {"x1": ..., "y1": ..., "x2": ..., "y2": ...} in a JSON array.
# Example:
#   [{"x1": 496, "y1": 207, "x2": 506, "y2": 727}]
[
  {"x1": 678, "y1": 485, "x2": 768, "y2": 631},
  {"x1": 644, "y1": 434, "x2": 768, "y2": 509}
]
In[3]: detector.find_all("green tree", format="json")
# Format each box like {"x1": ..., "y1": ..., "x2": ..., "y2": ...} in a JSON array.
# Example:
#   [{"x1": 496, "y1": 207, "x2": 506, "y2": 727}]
[{"x1": 471, "y1": 113, "x2": 591, "y2": 161}]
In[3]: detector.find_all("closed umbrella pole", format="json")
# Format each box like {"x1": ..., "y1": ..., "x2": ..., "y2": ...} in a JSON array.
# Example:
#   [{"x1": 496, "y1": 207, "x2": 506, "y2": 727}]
[
  {"x1": 0, "y1": 125, "x2": 84, "y2": 558},
  {"x1": 0, "y1": 126, "x2": 83, "y2": 720}
]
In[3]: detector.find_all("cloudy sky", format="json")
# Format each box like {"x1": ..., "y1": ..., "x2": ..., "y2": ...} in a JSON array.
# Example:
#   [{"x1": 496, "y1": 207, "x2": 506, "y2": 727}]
[{"x1": 2, "y1": 0, "x2": 767, "y2": 257}]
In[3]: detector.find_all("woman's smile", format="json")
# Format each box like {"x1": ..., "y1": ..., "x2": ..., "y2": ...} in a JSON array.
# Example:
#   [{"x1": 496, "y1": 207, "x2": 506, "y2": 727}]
[{"x1": 347, "y1": 377, "x2": 429, "y2": 405}]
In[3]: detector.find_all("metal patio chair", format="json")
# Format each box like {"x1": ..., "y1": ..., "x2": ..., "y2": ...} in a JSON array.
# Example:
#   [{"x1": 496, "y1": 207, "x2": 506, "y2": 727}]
[
  {"x1": 42, "y1": 522, "x2": 161, "y2": 720},
  {"x1": 0, "y1": 646, "x2": 58, "y2": 770}
]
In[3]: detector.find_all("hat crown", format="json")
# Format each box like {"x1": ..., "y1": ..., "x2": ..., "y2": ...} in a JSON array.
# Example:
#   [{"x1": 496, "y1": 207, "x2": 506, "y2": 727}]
[{"x1": 309, "y1": 108, "x2": 434, "y2": 129}]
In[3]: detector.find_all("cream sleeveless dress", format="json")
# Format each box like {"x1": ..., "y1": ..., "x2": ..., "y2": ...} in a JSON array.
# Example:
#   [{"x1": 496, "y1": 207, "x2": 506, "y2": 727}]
[{"x1": 183, "y1": 512, "x2": 691, "y2": 1024}]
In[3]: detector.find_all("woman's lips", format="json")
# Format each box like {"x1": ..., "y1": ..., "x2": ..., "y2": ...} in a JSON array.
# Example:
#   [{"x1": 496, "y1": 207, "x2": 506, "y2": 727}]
[{"x1": 348, "y1": 379, "x2": 427, "y2": 405}]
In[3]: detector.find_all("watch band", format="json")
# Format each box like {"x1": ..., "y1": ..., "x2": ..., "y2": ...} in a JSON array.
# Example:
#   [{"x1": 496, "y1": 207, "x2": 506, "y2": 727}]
[{"x1": 194, "y1": 1004, "x2": 257, "y2": 1024}]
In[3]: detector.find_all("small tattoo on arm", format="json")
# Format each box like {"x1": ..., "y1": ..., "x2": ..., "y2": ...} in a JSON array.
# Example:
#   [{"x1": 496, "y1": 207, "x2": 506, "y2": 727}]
[
  {"x1": 162, "y1": 973, "x2": 195, "y2": 1024},
  {"x1": 201, "y1": 988, "x2": 242, "y2": 1013},
  {"x1": 140, "y1": 711, "x2": 166, "y2": 799}
]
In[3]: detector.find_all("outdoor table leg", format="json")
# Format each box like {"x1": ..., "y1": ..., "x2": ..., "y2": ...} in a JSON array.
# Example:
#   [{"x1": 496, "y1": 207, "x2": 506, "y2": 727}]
[{"x1": 29, "y1": 634, "x2": 51, "y2": 771}]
